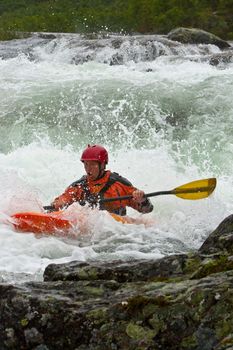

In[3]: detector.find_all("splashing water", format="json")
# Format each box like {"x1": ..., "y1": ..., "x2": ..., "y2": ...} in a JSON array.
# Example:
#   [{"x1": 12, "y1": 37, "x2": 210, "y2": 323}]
[{"x1": 0, "y1": 34, "x2": 232, "y2": 282}]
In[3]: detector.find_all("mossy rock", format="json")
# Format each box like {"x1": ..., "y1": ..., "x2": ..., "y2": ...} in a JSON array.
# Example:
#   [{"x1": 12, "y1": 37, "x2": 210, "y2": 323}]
[
  {"x1": 126, "y1": 322, "x2": 156, "y2": 341},
  {"x1": 167, "y1": 27, "x2": 230, "y2": 49},
  {"x1": 183, "y1": 254, "x2": 202, "y2": 275},
  {"x1": 191, "y1": 255, "x2": 233, "y2": 279},
  {"x1": 199, "y1": 214, "x2": 233, "y2": 255}
]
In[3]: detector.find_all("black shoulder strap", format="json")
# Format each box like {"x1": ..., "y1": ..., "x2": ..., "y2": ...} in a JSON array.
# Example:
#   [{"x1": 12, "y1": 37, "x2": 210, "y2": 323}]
[
  {"x1": 108, "y1": 172, "x2": 132, "y2": 187},
  {"x1": 69, "y1": 175, "x2": 87, "y2": 188},
  {"x1": 98, "y1": 174, "x2": 116, "y2": 197},
  {"x1": 98, "y1": 173, "x2": 129, "y2": 216},
  {"x1": 98, "y1": 172, "x2": 133, "y2": 201}
]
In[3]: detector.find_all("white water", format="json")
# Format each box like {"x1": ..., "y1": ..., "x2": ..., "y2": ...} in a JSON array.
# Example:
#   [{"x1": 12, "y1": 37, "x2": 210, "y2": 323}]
[{"x1": 0, "y1": 35, "x2": 232, "y2": 283}]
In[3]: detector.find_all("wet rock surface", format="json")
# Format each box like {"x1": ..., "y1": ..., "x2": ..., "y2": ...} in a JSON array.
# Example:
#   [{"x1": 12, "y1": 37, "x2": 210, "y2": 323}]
[
  {"x1": 199, "y1": 214, "x2": 233, "y2": 255},
  {"x1": 1, "y1": 214, "x2": 233, "y2": 349},
  {"x1": 167, "y1": 27, "x2": 231, "y2": 49},
  {"x1": 209, "y1": 51, "x2": 233, "y2": 66}
]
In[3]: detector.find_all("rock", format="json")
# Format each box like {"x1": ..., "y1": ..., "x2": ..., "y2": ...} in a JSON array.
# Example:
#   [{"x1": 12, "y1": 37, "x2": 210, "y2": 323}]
[
  {"x1": 1, "y1": 269, "x2": 233, "y2": 349},
  {"x1": 43, "y1": 254, "x2": 188, "y2": 282},
  {"x1": 24, "y1": 327, "x2": 44, "y2": 347},
  {"x1": 199, "y1": 214, "x2": 233, "y2": 254},
  {"x1": 167, "y1": 27, "x2": 231, "y2": 49},
  {"x1": 1, "y1": 214, "x2": 233, "y2": 349},
  {"x1": 36, "y1": 32, "x2": 57, "y2": 40},
  {"x1": 209, "y1": 51, "x2": 233, "y2": 66}
]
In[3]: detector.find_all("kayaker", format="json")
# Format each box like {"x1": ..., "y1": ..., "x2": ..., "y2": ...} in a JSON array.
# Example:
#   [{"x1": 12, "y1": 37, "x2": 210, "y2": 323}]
[{"x1": 50, "y1": 144, "x2": 153, "y2": 216}]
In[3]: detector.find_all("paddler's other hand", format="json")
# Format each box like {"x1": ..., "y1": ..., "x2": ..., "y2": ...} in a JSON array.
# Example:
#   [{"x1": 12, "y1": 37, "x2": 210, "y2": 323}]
[{"x1": 132, "y1": 190, "x2": 146, "y2": 203}]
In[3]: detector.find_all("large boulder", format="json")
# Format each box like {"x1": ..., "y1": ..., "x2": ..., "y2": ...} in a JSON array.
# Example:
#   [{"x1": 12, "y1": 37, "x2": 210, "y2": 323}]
[
  {"x1": 44, "y1": 254, "x2": 188, "y2": 282},
  {"x1": 1, "y1": 266, "x2": 233, "y2": 349},
  {"x1": 167, "y1": 27, "x2": 231, "y2": 49}
]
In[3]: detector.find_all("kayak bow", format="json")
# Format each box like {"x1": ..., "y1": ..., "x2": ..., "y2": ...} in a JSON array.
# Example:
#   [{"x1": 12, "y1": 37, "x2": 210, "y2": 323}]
[{"x1": 11, "y1": 210, "x2": 129, "y2": 236}]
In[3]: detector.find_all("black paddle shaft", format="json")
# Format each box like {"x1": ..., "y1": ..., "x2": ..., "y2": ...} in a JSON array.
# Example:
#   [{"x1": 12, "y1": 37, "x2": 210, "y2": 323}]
[
  {"x1": 43, "y1": 190, "x2": 171, "y2": 211},
  {"x1": 99, "y1": 190, "x2": 172, "y2": 203}
]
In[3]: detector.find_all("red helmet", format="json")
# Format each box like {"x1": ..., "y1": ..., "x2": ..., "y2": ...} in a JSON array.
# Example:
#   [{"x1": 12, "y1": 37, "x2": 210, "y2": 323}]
[{"x1": 81, "y1": 145, "x2": 108, "y2": 164}]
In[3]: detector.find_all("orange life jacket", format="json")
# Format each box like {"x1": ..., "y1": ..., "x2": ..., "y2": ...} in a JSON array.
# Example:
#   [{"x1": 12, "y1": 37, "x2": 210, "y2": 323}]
[{"x1": 53, "y1": 171, "x2": 137, "y2": 215}]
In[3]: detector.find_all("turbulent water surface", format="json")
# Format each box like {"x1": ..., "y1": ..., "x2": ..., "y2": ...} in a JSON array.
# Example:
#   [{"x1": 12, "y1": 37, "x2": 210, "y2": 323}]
[{"x1": 0, "y1": 33, "x2": 232, "y2": 283}]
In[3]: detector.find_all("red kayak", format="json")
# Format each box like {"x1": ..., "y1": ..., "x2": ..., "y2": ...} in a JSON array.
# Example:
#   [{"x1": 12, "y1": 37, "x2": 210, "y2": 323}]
[
  {"x1": 12, "y1": 211, "x2": 71, "y2": 235},
  {"x1": 10, "y1": 210, "x2": 131, "y2": 236}
]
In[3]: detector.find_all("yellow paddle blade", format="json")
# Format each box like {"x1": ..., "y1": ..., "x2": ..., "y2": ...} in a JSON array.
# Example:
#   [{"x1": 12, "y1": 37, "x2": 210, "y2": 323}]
[{"x1": 172, "y1": 178, "x2": 216, "y2": 200}]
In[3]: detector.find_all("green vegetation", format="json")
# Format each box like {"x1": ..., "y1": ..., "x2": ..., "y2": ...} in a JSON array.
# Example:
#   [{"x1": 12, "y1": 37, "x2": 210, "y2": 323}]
[{"x1": 0, "y1": 0, "x2": 233, "y2": 40}]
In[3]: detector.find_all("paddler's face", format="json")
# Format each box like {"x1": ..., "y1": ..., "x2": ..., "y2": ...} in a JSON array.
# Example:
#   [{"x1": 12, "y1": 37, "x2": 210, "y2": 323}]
[{"x1": 84, "y1": 160, "x2": 103, "y2": 180}]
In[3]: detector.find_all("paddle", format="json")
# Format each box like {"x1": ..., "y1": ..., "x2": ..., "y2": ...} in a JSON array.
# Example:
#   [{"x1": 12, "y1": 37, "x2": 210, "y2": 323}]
[
  {"x1": 99, "y1": 178, "x2": 217, "y2": 203},
  {"x1": 44, "y1": 178, "x2": 216, "y2": 211}
]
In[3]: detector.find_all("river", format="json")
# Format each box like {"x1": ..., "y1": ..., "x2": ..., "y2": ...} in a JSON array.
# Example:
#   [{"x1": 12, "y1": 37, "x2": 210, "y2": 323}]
[{"x1": 0, "y1": 33, "x2": 232, "y2": 283}]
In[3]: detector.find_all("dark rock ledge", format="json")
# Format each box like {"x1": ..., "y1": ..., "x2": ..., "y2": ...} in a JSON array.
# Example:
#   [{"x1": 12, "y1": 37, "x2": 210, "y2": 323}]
[{"x1": 1, "y1": 215, "x2": 233, "y2": 350}]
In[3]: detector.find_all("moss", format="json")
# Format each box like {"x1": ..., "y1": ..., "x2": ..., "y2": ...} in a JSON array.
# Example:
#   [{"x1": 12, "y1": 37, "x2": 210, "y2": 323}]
[
  {"x1": 83, "y1": 286, "x2": 104, "y2": 297},
  {"x1": 191, "y1": 255, "x2": 233, "y2": 279},
  {"x1": 148, "y1": 314, "x2": 166, "y2": 334},
  {"x1": 77, "y1": 268, "x2": 89, "y2": 280},
  {"x1": 20, "y1": 318, "x2": 29, "y2": 327},
  {"x1": 87, "y1": 307, "x2": 107, "y2": 321},
  {"x1": 216, "y1": 319, "x2": 233, "y2": 339},
  {"x1": 180, "y1": 334, "x2": 197, "y2": 348},
  {"x1": 126, "y1": 294, "x2": 172, "y2": 317},
  {"x1": 142, "y1": 303, "x2": 159, "y2": 318},
  {"x1": 153, "y1": 294, "x2": 173, "y2": 307},
  {"x1": 87, "y1": 267, "x2": 98, "y2": 280},
  {"x1": 142, "y1": 281, "x2": 167, "y2": 292},
  {"x1": 126, "y1": 295, "x2": 150, "y2": 315},
  {"x1": 183, "y1": 254, "x2": 202, "y2": 275},
  {"x1": 126, "y1": 322, "x2": 156, "y2": 341},
  {"x1": 150, "y1": 276, "x2": 185, "y2": 284},
  {"x1": 76, "y1": 267, "x2": 99, "y2": 280}
]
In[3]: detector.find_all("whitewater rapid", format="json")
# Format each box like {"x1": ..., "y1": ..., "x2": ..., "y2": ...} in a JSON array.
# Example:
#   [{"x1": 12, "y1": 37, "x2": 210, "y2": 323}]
[{"x1": 0, "y1": 34, "x2": 232, "y2": 283}]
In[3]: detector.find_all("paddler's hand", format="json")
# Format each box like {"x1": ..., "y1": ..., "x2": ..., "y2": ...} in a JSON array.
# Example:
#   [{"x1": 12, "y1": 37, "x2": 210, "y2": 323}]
[
  {"x1": 132, "y1": 190, "x2": 153, "y2": 213},
  {"x1": 132, "y1": 190, "x2": 146, "y2": 203}
]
